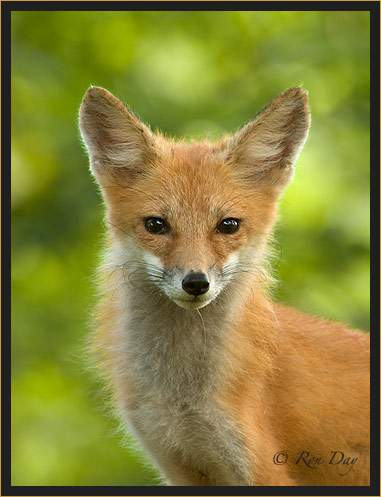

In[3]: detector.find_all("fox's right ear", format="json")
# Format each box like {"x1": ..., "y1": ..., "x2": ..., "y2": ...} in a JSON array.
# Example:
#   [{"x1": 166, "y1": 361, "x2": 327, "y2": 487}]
[{"x1": 79, "y1": 86, "x2": 156, "y2": 184}]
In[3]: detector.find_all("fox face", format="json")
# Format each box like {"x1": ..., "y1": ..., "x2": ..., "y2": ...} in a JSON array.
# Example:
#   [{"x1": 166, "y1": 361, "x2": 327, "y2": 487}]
[
  {"x1": 79, "y1": 86, "x2": 310, "y2": 309},
  {"x1": 106, "y1": 146, "x2": 278, "y2": 309}
]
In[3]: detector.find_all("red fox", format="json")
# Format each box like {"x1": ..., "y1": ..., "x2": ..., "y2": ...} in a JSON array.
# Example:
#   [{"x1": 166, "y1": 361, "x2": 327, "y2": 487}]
[{"x1": 79, "y1": 86, "x2": 370, "y2": 486}]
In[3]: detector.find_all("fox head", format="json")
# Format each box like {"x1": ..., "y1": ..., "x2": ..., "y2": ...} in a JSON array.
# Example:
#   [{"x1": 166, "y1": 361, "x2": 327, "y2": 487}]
[{"x1": 79, "y1": 86, "x2": 310, "y2": 309}]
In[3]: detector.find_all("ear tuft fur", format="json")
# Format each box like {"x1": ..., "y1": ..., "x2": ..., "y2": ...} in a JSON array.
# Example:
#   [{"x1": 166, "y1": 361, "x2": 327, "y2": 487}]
[
  {"x1": 78, "y1": 86, "x2": 156, "y2": 182},
  {"x1": 227, "y1": 86, "x2": 311, "y2": 192}
]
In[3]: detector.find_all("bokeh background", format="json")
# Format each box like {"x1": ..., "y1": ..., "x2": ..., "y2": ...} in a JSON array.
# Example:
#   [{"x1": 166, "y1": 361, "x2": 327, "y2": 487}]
[{"x1": 11, "y1": 11, "x2": 370, "y2": 486}]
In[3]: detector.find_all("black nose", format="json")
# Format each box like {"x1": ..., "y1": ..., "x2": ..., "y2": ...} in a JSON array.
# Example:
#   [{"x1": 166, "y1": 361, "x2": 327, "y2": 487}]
[{"x1": 182, "y1": 272, "x2": 210, "y2": 297}]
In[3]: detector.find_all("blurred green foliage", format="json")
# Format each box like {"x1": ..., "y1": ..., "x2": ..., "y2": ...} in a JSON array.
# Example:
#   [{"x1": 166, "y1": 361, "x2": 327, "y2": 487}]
[{"x1": 11, "y1": 11, "x2": 369, "y2": 486}]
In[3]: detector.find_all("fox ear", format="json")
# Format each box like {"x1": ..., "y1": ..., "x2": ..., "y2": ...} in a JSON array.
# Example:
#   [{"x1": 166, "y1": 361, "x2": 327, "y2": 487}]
[
  {"x1": 227, "y1": 87, "x2": 310, "y2": 192},
  {"x1": 79, "y1": 86, "x2": 156, "y2": 183}
]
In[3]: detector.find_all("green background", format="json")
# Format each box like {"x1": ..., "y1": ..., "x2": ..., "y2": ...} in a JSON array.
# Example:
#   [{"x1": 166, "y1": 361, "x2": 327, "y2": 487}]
[{"x1": 11, "y1": 11, "x2": 370, "y2": 486}]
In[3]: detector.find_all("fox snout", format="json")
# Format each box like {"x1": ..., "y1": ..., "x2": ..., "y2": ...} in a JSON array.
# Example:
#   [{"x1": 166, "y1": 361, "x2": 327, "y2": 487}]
[
  {"x1": 163, "y1": 266, "x2": 219, "y2": 309},
  {"x1": 182, "y1": 272, "x2": 210, "y2": 297},
  {"x1": 142, "y1": 258, "x2": 228, "y2": 310}
]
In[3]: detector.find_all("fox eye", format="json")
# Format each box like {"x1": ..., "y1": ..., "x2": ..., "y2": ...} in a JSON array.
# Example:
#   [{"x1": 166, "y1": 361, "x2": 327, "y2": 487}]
[
  {"x1": 217, "y1": 218, "x2": 240, "y2": 234},
  {"x1": 144, "y1": 217, "x2": 170, "y2": 234}
]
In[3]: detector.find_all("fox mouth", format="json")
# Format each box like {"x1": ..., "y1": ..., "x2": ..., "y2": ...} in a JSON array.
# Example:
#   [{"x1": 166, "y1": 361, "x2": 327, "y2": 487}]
[
  {"x1": 154, "y1": 266, "x2": 226, "y2": 309},
  {"x1": 162, "y1": 273, "x2": 227, "y2": 310},
  {"x1": 173, "y1": 296, "x2": 213, "y2": 310}
]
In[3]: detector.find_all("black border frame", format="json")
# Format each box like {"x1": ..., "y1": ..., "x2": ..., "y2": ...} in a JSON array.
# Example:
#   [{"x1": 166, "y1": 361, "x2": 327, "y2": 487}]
[{"x1": 3, "y1": 2, "x2": 380, "y2": 496}]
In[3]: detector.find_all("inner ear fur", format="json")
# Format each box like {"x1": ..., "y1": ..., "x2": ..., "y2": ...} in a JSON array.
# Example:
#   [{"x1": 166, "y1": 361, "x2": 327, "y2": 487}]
[
  {"x1": 227, "y1": 86, "x2": 311, "y2": 192},
  {"x1": 79, "y1": 86, "x2": 156, "y2": 182}
]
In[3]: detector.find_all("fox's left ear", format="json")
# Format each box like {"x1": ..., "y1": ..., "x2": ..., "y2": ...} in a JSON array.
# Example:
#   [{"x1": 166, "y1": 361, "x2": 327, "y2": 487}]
[{"x1": 227, "y1": 87, "x2": 311, "y2": 193}]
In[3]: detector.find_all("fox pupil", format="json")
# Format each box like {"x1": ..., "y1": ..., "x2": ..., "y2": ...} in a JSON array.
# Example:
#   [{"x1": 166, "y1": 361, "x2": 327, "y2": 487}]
[
  {"x1": 144, "y1": 217, "x2": 169, "y2": 234},
  {"x1": 218, "y1": 218, "x2": 240, "y2": 234}
]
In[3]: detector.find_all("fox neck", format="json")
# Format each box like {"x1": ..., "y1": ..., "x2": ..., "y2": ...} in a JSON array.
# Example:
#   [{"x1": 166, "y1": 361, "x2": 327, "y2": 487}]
[
  {"x1": 114, "y1": 272, "x2": 258, "y2": 486},
  {"x1": 122, "y1": 279, "x2": 237, "y2": 403},
  {"x1": 111, "y1": 262, "x2": 264, "y2": 409},
  {"x1": 107, "y1": 240, "x2": 272, "y2": 407}
]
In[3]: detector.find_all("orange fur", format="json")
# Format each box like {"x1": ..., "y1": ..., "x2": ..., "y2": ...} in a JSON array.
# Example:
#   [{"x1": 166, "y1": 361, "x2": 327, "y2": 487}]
[{"x1": 79, "y1": 86, "x2": 369, "y2": 486}]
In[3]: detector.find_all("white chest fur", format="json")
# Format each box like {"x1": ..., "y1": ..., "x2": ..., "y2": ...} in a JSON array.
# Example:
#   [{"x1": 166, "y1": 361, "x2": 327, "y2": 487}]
[{"x1": 112, "y1": 288, "x2": 252, "y2": 485}]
